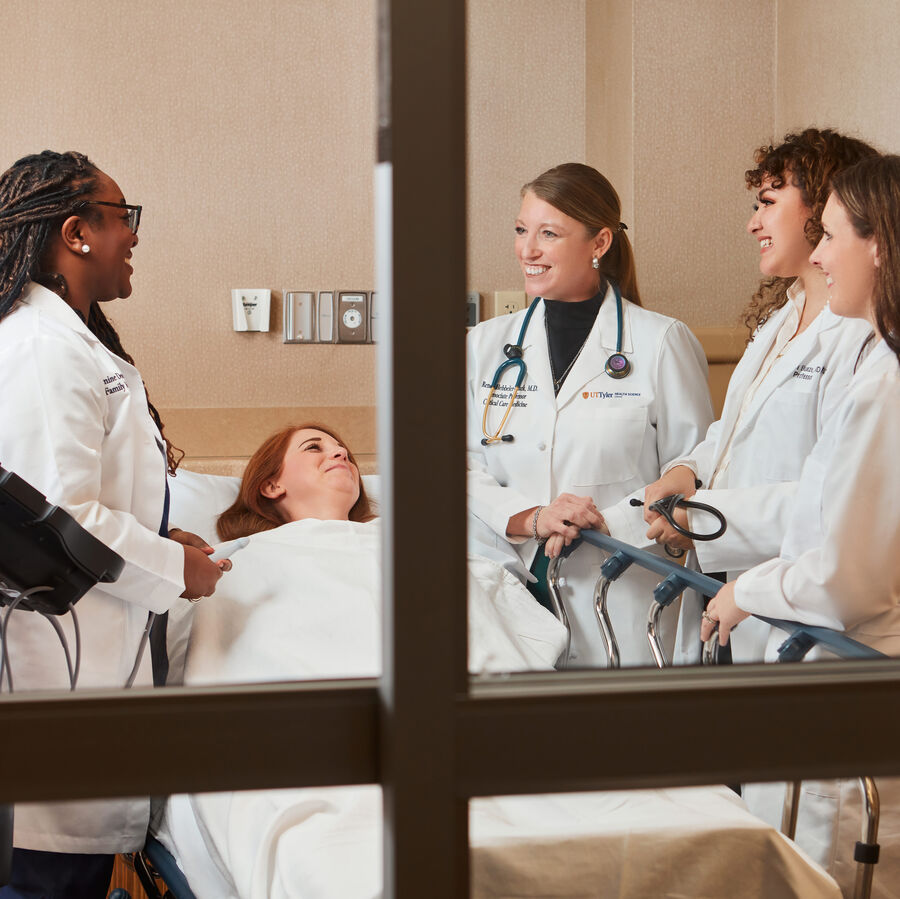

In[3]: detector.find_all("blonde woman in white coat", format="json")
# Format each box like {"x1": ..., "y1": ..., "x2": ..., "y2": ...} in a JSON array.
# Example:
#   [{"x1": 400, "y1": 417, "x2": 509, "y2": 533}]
[
  {"x1": 637, "y1": 129, "x2": 879, "y2": 663},
  {"x1": 467, "y1": 163, "x2": 713, "y2": 668},
  {"x1": 0, "y1": 152, "x2": 225, "y2": 898},
  {"x1": 702, "y1": 153, "x2": 900, "y2": 899}
]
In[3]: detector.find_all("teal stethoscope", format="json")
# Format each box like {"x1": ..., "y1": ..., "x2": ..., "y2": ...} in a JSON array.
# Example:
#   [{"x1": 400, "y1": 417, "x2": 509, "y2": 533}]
[{"x1": 481, "y1": 283, "x2": 631, "y2": 446}]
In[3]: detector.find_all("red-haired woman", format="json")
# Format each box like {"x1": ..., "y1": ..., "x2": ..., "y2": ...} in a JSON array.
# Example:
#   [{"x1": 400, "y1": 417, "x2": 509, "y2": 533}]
[{"x1": 217, "y1": 423, "x2": 375, "y2": 540}]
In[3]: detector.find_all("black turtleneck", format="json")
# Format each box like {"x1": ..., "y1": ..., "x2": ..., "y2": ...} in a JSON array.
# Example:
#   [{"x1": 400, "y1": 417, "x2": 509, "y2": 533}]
[{"x1": 543, "y1": 284, "x2": 605, "y2": 394}]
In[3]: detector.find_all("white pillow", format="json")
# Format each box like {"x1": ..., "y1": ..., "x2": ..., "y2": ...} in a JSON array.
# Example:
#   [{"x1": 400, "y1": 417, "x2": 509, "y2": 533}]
[{"x1": 168, "y1": 469, "x2": 380, "y2": 547}]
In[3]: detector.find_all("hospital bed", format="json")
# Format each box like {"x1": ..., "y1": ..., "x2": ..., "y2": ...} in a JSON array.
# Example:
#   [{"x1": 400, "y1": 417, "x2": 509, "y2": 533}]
[
  {"x1": 99, "y1": 470, "x2": 846, "y2": 899},
  {"x1": 548, "y1": 529, "x2": 887, "y2": 899}
]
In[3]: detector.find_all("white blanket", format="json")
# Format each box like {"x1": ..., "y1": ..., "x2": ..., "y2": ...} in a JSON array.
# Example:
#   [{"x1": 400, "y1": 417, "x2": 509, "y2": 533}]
[
  {"x1": 160, "y1": 518, "x2": 841, "y2": 899},
  {"x1": 182, "y1": 518, "x2": 566, "y2": 684}
]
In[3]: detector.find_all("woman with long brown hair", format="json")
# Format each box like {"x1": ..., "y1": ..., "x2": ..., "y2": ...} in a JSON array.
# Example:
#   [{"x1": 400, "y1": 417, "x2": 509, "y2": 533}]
[
  {"x1": 702, "y1": 153, "x2": 900, "y2": 899},
  {"x1": 467, "y1": 162, "x2": 713, "y2": 668},
  {"x1": 642, "y1": 128, "x2": 879, "y2": 663}
]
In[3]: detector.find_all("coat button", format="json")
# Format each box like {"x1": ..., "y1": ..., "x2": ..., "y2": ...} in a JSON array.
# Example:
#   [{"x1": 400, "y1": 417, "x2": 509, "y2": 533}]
[{"x1": 537, "y1": 441, "x2": 546, "y2": 451}]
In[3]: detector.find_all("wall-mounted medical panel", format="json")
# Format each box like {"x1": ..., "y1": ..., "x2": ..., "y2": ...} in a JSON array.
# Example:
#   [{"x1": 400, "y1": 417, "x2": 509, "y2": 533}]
[
  {"x1": 336, "y1": 290, "x2": 369, "y2": 343},
  {"x1": 283, "y1": 290, "x2": 316, "y2": 343},
  {"x1": 280, "y1": 290, "x2": 377, "y2": 343}
]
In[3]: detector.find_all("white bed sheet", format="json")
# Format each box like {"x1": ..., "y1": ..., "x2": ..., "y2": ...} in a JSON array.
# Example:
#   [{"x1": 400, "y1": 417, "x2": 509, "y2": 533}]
[{"x1": 159, "y1": 783, "x2": 841, "y2": 899}]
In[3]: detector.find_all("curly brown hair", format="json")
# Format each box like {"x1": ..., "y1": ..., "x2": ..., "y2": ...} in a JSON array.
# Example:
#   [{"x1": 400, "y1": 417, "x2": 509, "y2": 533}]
[{"x1": 741, "y1": 128, "x2": 879, "y2": 337}]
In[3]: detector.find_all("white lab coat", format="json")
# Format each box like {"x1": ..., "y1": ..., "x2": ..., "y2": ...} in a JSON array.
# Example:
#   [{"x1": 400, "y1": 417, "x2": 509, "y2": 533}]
[
  {"x1": 0, "y1": 282, "x2": 184, "y2": 853},
  {"x1": 651, "y1": 292, "x2": 874, "y2": 663},
  {"x1": 467, "y1": 285, "x2": 713, "y2": 666},
  {"x1": 734, "y1": 336, "x2": 900, "y2": 898}
]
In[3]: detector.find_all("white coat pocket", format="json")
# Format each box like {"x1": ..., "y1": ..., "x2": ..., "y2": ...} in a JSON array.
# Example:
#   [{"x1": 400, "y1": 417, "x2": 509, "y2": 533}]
[
  {"x1": 781, "y1": 454, "x2": 827, "y2": 560},
  {"x1": 758, "y1": 389, "x2": 818, "y2": 483},
  {"x1": 571, "y1": 406, "x2": 648, "y2": 487}
]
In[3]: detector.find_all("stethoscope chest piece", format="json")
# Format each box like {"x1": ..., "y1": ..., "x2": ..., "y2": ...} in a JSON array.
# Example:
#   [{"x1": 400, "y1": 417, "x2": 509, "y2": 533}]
[{"x1": 605, "y1": 352, "x2": 631, "y2": 379}]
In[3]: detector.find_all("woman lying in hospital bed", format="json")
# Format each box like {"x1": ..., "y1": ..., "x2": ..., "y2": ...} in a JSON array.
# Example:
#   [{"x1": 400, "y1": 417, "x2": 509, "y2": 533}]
[
  {"x1": 175, "y1": 422, "x2": 566, "y2": 684},
  {"x1": 152, "y1": 423, "x2": 843, "y2": 898}
]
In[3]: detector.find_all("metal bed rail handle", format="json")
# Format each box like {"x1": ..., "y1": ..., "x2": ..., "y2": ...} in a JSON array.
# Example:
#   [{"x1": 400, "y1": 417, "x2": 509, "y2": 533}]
[
  {"x1": 546, "y1": 555, "x2": 572, "y2": 669},
  {"x1": 855, "y1": 776, "x2": 880, "y2": 899},
  {"x1": 646, "y1": 571, "x2": 695, "y2": 669},
  {"x1": 594, "y1": 575, "x2": 620, "y2": 669}
]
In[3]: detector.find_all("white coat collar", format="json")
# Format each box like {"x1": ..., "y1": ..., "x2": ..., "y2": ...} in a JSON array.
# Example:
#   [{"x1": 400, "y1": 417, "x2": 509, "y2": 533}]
[
  {"x1": 729, "y1": 281, "x2": 844, "y2": 433},
  {"x1": 18, "y1": 281, "x2": 101, "y2": 345},
  {"x1": 553, "y1": 282, "x2": 634, "y2": 408}
]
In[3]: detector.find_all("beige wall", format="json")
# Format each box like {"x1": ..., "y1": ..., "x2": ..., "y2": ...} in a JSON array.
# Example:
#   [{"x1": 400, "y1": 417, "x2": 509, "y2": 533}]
[
  {"x1": 466, "y1": 1, "x2": 586, "y2": 301},
  {"x1": 632, "y1": 0, "x2": 775, "y2": 327},
  {"x1": 2, "y1": 0, "x2": 378, "y2": 412},
  {"x1": 776, "y1": 0, "x2": 900, "y2": 154},
  {"x1": 3, "y1": 0, "x2": 899, "y2": 428},
  {"x1": 468, "y1": 0, "x2": 776, "y2": 330}
]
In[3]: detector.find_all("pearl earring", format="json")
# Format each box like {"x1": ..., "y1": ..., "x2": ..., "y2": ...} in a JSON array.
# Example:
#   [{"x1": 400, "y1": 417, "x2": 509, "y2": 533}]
[
  {"x1": 81, "y1": 244, "x2": 90, "y2": 254},
  {"x1": 592, "y1": 257, "x2": 600, "y2": 270}
]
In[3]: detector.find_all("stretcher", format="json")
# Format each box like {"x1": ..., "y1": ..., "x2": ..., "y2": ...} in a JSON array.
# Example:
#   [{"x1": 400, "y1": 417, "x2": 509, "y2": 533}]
[{"x1": 548, "y1": 528, "x2": 886, "y2": 899}]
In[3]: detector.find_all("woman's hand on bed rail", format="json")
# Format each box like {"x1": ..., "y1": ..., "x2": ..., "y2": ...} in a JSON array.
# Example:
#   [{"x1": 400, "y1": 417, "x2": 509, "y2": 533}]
[
  {"x1": 169, "y1": 528, "x2": 231, "y2": 599},
  {"x1": 507, "y1": 494, "x2": 607, "y2": 558},
  {"x1": 699, "y1": 581, "x2": 750, "y2": 646}
]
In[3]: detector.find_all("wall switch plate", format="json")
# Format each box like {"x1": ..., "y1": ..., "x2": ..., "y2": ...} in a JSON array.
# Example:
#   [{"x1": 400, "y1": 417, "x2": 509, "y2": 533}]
[
  {"x1": 466, "y1": 291, "x2": 480, "y2": 328},
  {"x1": 317, "y1": 291, "x2": 336, "y2": 343},
  {"x1": 492, "y1": 290, "x2": 527, "y2": 317},
  {"x1": 283, "y1": 290, "x2": 316, "y2": 342},
  {"x1": 232, "y1": 288, "x2": 271, "y2": 331},
  {"x1": 336, "y1": 290, "x2": 369, "y2": 343},
  {"x1": 368, "y1": 291, "x2": 379, "y2": 344}
]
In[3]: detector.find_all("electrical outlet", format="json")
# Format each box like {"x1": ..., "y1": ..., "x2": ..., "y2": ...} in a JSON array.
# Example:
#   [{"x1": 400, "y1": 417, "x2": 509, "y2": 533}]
[
  {"x1": 492, "y1": 290, "x2": 527, "y2": 317},
  {"x1": 466, "y1": 291, "x2": 480, "y2": 328}
]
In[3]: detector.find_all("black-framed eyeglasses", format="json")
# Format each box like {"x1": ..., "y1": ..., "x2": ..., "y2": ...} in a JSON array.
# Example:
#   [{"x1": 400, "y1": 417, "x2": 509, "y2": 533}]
[{"x1": 75, "y1": 200, "x2": 142, "y2": 234}]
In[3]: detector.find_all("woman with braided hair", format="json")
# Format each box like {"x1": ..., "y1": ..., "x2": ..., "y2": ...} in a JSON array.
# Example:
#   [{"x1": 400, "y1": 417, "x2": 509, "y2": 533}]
[{"x1": 0, "y1": 151, "x2": 225, "y2": 897}]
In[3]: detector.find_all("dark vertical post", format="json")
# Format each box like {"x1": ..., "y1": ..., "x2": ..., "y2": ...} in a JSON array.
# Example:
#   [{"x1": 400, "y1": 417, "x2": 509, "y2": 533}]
[{"x1": 376, "y1": 1, "x2": 469, "y2": 898}]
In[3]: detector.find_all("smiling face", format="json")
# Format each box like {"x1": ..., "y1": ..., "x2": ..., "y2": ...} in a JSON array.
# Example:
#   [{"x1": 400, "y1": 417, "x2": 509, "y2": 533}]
[
  {"x1": 810, "y1": 194, "x2": 879, "y2": 324},
  {"x1": 746, "y1": 175, "x2": 815, "y2": 279},
  {"x1": 514, "y1": 191, "x2": 609, "y2": 302},
  {"x1": 262, "y1": 428, "x2": 361, "y2": 521},
  {"x1": 79, "y1": 170, "x2": 139, "y2": 302}
]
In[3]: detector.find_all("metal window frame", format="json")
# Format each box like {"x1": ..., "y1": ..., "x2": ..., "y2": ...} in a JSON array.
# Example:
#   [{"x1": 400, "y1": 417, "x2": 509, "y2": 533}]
[{"x1": 2, "y1": 3, "x2": 900, "y2": 898}]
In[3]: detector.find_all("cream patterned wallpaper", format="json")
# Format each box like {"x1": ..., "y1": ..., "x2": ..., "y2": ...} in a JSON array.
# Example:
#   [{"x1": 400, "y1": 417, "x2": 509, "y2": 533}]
[
  {"x1": 777, "y1": 0, "x2": 900, "y2": 153},
  {"x1": 3, "y1": 0, "x2": 898, "y2": 415},
  {"x1": 2, "y1": 0, "x2": 378, "y2": 410},
  {"x1": 466, "y1": 1, "x2": 586, "y2": 301},
  {"x1": 632, "y1": 0, "x2": 776, "y2": 328}
]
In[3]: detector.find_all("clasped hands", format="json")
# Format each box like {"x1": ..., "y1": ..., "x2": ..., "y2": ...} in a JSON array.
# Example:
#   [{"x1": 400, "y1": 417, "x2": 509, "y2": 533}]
[{"x1": 168, "y1": 527, "x2": 230, "y2": 600}]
